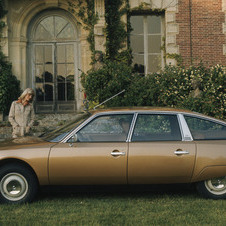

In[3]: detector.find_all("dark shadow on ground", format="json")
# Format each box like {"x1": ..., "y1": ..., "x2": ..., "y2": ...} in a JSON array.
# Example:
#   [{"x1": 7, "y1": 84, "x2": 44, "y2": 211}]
[{"x1": 38, "y1": 184, "x2": 198, "y2": 201}]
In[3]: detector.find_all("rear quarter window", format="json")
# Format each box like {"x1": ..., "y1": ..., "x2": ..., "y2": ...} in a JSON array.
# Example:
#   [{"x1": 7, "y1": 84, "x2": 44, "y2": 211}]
[{"x1": 184, "y1": 115, "x2": 226, "y2": 140}]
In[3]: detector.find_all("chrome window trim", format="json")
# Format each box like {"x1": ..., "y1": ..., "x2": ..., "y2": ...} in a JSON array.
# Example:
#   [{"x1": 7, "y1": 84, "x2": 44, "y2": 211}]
[
  {"x1": 127, "y1": 113, "x2": 138, "y2": 142},
  {"x1": 178, "y1": 114, "x2": 193, "y2": 141}
]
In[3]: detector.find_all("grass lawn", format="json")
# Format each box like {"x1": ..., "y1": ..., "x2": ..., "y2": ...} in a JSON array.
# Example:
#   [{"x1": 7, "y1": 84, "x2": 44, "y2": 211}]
[{"x1": 0, "y1": 186, "x2": 225, "y2": 225}]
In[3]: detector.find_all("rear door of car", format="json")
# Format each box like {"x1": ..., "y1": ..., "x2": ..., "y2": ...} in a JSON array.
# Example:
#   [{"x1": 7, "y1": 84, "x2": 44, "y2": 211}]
[
  {"x1": 128, "y1": 113, "x2": 196, "y2": 184},
  {"x1": 183, "y1": 115, "x2": 226, "y2": 181},
  {"x1": 49, "y1": 113, "x2": 134, "y2": 185}
]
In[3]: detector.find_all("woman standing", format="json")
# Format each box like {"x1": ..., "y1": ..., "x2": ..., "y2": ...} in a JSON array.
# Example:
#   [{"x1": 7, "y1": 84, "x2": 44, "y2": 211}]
[{"x1": 9, "y1": 88, "x2": 35, "y2": 138}]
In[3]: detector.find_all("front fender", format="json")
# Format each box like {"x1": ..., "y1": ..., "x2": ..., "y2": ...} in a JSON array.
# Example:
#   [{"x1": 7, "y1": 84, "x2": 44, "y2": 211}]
[{"x1": 0, "y1": 141, "x2": 53, "y2": 185}]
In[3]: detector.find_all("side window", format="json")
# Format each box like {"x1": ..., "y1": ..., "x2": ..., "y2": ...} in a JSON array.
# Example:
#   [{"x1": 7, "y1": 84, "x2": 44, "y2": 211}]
[
  {"x1": 132, "y1": 114, "x2": 181, "y2": 141},
  {"x1": 76, "y1": 114, "x2": 133, "y2": 142},
  {"x1": 184, "y1": 116, "x2": 226, "y2": 140}
]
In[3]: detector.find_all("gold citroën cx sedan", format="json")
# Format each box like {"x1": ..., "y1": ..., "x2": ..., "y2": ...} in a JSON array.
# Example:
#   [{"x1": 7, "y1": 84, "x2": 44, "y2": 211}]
[{"x1": 0, "y1": 108, "x2": 226, "y2": 204}]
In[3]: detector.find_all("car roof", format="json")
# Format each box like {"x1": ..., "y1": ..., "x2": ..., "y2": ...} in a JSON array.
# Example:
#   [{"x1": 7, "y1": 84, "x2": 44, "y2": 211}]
[{"x1": 89, "y1": 107, "x2": 193, "y2": 114}]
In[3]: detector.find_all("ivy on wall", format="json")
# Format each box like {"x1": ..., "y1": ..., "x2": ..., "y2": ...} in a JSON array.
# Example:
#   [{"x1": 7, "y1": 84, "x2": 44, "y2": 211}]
[
  {"x1": 68, "y1": 0, "x2": 98, "y2": 54},
  {"x1": 129, "y1": 2, "x2": 165, "y2": 15},
  {"x1": 0, "y1": 0, "x2": 6, "y2": 35},
  {"x1": 69, "y1": 0, "x2": 169, "y2": 65},
  {"x1": 105, "y1": 0, "x2": 132, "y2": 63},
  {"x1": 68, "y1": 0, "x2": 132, "y2": 64}
]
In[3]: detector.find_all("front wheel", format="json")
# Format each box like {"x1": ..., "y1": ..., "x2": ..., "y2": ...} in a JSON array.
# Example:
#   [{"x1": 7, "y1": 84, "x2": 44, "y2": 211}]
[
  {"x1": 196, "y1": 177, "x2": 226, "y2": 199},
  {"x1": 0, "y1": 164, "x2": 38, "y2": 204}
]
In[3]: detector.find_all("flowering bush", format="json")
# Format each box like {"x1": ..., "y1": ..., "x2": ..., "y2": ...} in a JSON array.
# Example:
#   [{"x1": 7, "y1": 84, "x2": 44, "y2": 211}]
[
  {"x1": 82, "y1": 63, "x2": 226, "y2": 120},
  {"x1": 153, "y1": 64, "x2": 226, "y2": 120}
]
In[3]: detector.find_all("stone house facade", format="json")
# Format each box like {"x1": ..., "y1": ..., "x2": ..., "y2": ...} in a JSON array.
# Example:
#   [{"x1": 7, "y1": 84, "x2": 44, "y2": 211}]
[{"x1": 1, "y1": 0, "x2": 225, "y2": 114}]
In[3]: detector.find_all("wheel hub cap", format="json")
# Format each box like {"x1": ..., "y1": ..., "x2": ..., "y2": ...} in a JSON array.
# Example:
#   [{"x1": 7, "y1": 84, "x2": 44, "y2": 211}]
[
  {"x1": 0, "y1": 173, "x2": 28, "y2": 201},
  {"x1": 205, "y1": 177, "x2": 226, "y2": 195}
]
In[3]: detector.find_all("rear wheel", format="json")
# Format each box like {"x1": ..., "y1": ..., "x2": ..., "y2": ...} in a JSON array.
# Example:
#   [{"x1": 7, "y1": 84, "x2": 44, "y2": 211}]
[
  {"x1": 196, "y1": 177, "x2": 226, "y2": 199},
  {"x1": 0, "y1": 164, "x2": 38, "y2": 204}
]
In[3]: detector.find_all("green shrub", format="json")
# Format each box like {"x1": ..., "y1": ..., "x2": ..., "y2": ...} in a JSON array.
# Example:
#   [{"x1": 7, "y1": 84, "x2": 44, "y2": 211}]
[
  {"x1": 81, "y1": 60, "x2": 133, "y2": 107},
  {"x1": 0, "y1": 53, "x2": 21, "y2": 114},
  {"x1": 0, "y1": 0, "x2": 21, "y2": 115},
  {"x1": 82, "y1": 62, "x2": 226, "y2": 120},
  {"x1": 124, "y1": 74, "x2": 160, "y2": 107}
]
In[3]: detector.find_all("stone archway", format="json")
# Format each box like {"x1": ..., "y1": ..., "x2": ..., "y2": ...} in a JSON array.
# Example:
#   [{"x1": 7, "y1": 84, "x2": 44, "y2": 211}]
[
  {"x1": 28, "y1": 10, "x2": 80, "y2": 113},
  {"x1": 6, "y1": 0, "x2": 93, "y2": 113}
]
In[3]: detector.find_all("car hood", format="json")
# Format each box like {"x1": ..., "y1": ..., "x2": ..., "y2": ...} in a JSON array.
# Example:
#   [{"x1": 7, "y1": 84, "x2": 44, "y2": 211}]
[{"x1": 0, "y1": 136, "x2": 54, "y2": 151}]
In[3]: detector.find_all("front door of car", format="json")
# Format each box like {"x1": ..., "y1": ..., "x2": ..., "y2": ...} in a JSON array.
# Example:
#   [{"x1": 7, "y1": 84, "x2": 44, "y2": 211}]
[
  {"x1": 48, "y1": 114, "x2": 134, "y2": 185},
  {"x1": 128, "y1": 114, "x2": 196, "y2": 184}
]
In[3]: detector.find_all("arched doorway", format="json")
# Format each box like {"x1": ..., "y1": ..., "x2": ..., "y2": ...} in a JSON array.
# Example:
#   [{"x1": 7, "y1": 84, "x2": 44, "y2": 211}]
[{"x1": 28, "y1": 11, "x2": 80, "y2": 113}]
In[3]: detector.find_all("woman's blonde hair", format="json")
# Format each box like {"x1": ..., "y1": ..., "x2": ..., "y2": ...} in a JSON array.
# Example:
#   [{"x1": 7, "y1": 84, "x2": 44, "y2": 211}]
[{"x1": 19, "y1": 88, "x2": 35, "y2": 102}]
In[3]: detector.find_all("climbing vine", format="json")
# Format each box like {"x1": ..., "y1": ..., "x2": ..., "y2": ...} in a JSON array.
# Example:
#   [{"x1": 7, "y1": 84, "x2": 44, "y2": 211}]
[
  {"x1": 68, "y1": 0, "x2": 98, "y2": 54},
  {"x1": 0, "y1": 0, "x2": 6, "y2": 36},
  {"x1": 129, "y1": 2, "x2": 165, "y2": 15},
  {"x1": 105, "y1": 0, "x2": 132, "y2": 63},
  {"x1": 68, "y1": 0, "x2": 132, "y2": 64}
]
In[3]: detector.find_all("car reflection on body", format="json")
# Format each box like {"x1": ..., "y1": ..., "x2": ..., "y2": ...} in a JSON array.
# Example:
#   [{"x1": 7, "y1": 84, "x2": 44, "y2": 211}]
[{"x1": 0, "y1": 108, "x2": 226, "y2": 204}]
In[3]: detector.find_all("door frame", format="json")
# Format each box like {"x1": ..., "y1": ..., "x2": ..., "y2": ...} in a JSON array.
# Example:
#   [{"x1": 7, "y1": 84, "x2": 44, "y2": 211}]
[{"x1": 27, "y1": 10, "x2": 81, "y2": 113}]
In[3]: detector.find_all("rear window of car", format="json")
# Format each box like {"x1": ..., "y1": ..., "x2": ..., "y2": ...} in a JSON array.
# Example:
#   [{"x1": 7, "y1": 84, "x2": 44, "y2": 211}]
[
  {"x1": 132, "y1": 114, "x2": 182, "y2": 141},
  {"x1": 184, "y1": 115, "x2": 226, "y2": 140}
]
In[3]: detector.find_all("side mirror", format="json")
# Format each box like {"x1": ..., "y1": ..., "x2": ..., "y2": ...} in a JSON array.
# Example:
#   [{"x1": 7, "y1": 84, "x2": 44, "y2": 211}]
[
  {"x1": 71, "y1": 134, "x2": 77, "y2": 143},
  {"x1": 68, "y1": 134, "x2": 77, "y2": 147}
]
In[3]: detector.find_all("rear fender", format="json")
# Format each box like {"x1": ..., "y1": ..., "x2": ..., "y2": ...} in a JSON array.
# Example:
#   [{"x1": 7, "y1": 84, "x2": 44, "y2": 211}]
[{"x1": 191, "y1": 166, "x2": 226, "y2": 182}]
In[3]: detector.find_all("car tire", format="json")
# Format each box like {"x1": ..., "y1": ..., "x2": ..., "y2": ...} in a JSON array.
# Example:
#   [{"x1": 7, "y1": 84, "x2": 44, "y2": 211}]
[
  {"x1": 0, "y1": 164, "x2": 38, "y2": 204},
  {"x1": 196, "y1": 177, "x2": 226, "y2": 199}
]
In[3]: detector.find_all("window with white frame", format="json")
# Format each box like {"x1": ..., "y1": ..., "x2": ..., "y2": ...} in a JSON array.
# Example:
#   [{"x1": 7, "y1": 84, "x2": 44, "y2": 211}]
[{"x1": 130, "y1": 14, "x2": 164, "y2": 75}]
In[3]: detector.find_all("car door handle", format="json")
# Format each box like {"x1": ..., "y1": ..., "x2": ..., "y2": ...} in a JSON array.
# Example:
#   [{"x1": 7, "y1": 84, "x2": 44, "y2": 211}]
[
  {"x1": 111, "y1": 151, "x2": 126, "y2": 157},
  {"x1": 174, "y1": 150, "x2": 189, "y2": 155}
]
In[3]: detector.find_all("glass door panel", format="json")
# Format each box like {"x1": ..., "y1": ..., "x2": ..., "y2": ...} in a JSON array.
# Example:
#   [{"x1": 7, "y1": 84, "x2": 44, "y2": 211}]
[
  {"x1": 66, "y1": 45, "x2": 75, "y2": 63},
  {"x1": 57, "y1": 44, "x2": 75, "y2": 102},
  {"x1": 34, "y1": 44, "x2": 54, "y2": 112},
  {"x1": 57, "y1": 63, "x2": 66, "y2": 101},
  {"x1": 66, "y1": 64, "x2": 75, "y2": 100}
]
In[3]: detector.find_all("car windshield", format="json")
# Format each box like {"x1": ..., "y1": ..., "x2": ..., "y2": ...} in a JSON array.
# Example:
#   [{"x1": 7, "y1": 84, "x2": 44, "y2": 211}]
[{"x1": 40, "y1": 113, "x2": 90, "y2": 142}]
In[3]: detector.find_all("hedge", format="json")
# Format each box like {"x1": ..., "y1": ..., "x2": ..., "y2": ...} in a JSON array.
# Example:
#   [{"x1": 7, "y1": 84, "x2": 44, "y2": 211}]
[{"x1": 82, "y1": 61, "x2": 226, "y2": 120}]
